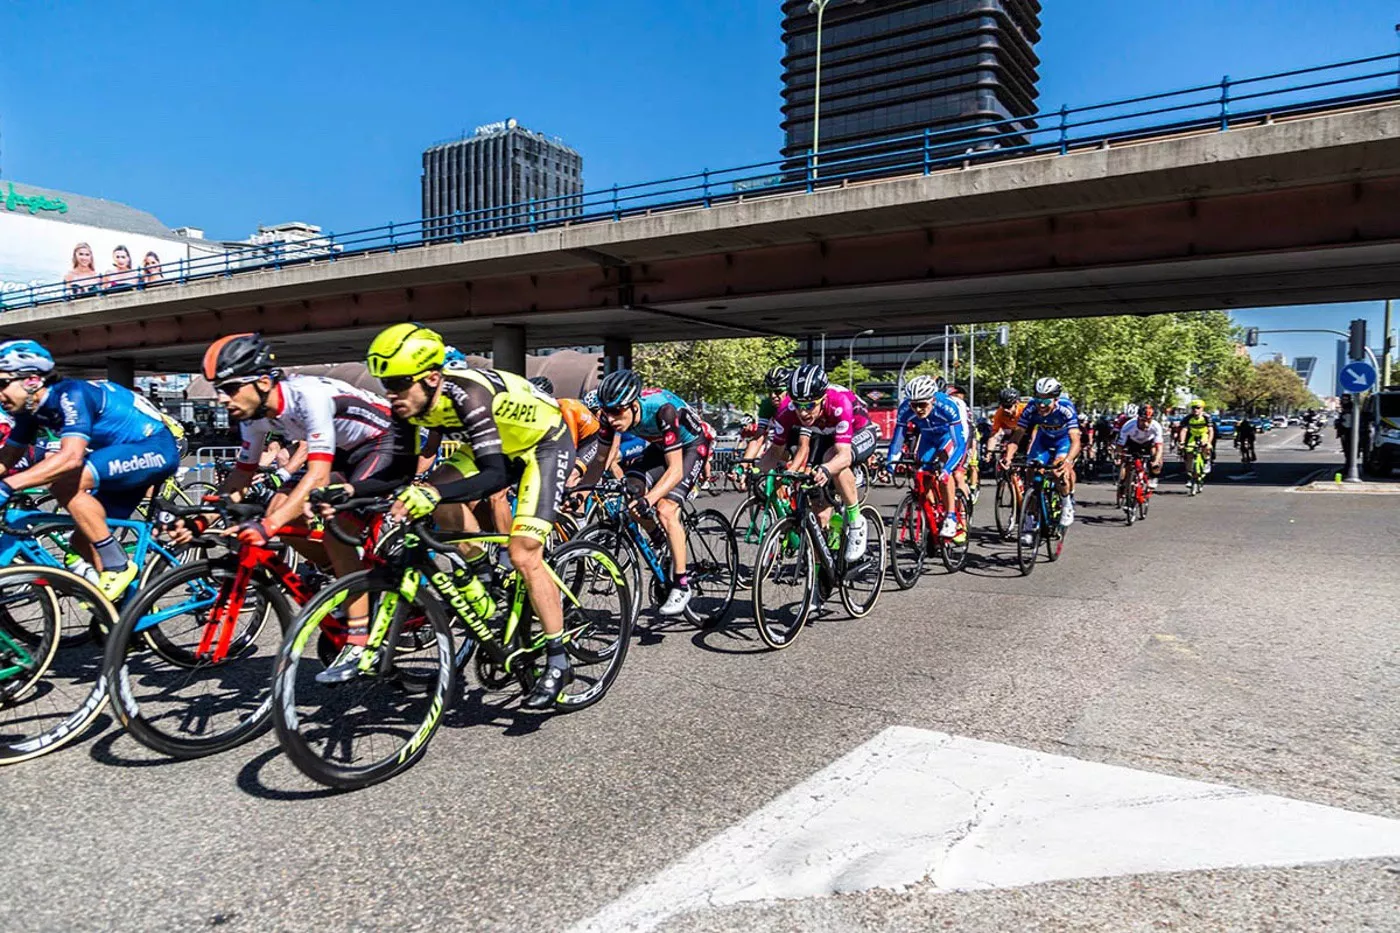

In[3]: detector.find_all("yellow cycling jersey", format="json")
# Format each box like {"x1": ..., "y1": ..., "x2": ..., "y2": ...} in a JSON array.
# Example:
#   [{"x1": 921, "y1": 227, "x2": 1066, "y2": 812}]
[
  {"x1": 1180, "y1": 414, "x2": 1212, "y2": 439},
  {"x1": 411, "y1": 365, "x2": 562, "y2": 458}
]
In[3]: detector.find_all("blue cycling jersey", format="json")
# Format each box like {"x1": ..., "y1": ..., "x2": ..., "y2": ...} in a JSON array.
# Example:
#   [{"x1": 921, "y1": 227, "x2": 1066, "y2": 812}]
[
  {"x1": 885, "y1": 395, "x2": 967, "y2": 464},
  {"x1": 7, "y1": 379, "x2": 170, "y2": 450},
  {"x1": 599, "y1": 388, "x2": 701, "y2": 452},
  {"x1": 1016, "y1": 397, "x2": 1080, "y2": 440}
]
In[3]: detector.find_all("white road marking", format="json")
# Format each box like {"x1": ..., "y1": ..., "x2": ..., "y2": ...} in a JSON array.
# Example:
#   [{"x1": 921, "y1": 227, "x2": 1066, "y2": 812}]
[{"x1": 569, "y1": 726, "x2": 1400, "y2": 933}]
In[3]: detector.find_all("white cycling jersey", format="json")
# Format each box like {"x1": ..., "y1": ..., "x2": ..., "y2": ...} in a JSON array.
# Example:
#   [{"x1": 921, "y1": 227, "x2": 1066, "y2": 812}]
[
  {"x1": 236, "y1": 375, "x2": 394, "y2": 467},
  {"x1": 1116, "y1": 419, "x2": 1164, "y2": 446}
]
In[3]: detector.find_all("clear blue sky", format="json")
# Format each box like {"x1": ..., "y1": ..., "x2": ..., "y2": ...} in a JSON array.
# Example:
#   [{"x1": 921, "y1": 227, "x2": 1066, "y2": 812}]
[{"x1": 2, "y1": 0, "x2": 1396, "y2": 386}]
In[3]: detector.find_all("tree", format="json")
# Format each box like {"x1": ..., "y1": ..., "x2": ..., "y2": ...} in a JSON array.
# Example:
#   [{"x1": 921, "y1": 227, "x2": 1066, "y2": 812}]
[
  {"x1": 634, "y1": 336, "x2": 798, "y2": 410},
  {"x1": 835, "y1": 359, "x2": 872, "y2": 389},
  {"x1": 1216, "y1": 359, "x2": 1316, "y2": 412}
]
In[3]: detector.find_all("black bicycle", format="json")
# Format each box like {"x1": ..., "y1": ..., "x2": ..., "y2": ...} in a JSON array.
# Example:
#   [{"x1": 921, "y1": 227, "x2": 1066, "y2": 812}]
[{"x1": 1014, "y1": 462, "x2": 1069, "y2": 576}]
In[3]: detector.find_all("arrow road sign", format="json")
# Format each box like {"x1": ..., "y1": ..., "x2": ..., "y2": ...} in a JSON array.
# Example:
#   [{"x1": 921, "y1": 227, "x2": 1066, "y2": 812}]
[{"x1": 1339, "y1": 360, "x2": 1377, "y2": 393}]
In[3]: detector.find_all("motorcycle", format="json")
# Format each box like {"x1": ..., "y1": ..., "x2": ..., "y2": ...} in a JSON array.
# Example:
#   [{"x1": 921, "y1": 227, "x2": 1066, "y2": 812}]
[{"x1": 1303, "y1": 426, "x2": 1321, "y2": 450}]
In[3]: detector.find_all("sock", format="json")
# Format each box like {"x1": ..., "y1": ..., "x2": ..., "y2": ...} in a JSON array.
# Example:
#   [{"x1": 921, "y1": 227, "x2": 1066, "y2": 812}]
[
  {"x1": 844, "y1": 504, "x2": 860, "y2": 524},
  {"x1": 346, "y1": 618, "x2": 370, "y2": 647},
  {"x1": 92, "y1": 536, "x2": 129, "y2": 574},
  {"x1": 676, "y1": 572, "x2": 690, "y2": 589},
  {"x1": 545, "y1": 635, "x2": 567, "y2": 668}
]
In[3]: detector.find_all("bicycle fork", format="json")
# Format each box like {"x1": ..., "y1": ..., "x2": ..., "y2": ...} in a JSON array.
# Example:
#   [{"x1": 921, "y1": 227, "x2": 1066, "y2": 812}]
[{"x1": 196, "y1": 551, "x2": 261, "y2": 664}]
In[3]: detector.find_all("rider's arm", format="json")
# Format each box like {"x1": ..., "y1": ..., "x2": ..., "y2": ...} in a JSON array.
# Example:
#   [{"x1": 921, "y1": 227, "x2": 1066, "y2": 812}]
[
  {"x1": 0, "y1": 442, "x2": 25, "y2": 475},
  {"x1": 428, "y1": 380, "x2": 512, "y2": 503},
  {"x1": 787, "y1": 431, "x2": 813, "y2": 472},
  {"x1": 1, "y1": 435, "x2": 89, "y2": 491},
  {"x1": 885, "y1": 404, "x2": 909, "y2": 464},
  {"x1": 416, "y1": 429, "x2": 440, "y2": 475},
  {"x1": 1064, "y1": 426, "x2": 1082, "y2": 464}
]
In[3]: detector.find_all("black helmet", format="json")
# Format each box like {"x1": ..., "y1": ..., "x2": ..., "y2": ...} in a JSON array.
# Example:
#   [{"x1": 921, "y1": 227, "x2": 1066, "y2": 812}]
[
  {"x1": 764, "y1": 365, "x2": 793, "y2": 392},
  {"x1": 788, "y1": 364, "x2": 829, "y2": 402},
  {"x1": 202, "y1": 333, "x2": 277, "y2": 383},
  {"x1": 998, "y1": 387, "x2": 1019, "y2": 406},
  {"x1": 597, "y1": 368, "x2": 642, "y2": 408},
  {"x1": 528, "y1": 375, "x2": 555, "y2": 395}
]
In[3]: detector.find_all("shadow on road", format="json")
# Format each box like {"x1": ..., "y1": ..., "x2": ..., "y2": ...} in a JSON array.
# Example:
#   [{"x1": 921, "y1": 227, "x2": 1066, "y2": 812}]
[
  {"x1": 236, "y1": 746, "x2": 343, "y2": 800},
  {"x1": 88, "y1": 723, "x2": 188, "y2": 769}
]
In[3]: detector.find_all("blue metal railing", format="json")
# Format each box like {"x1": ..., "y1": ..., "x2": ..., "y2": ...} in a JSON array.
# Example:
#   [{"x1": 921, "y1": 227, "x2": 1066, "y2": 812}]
[{"x1": 5, "y1": 52, "x2": 1398, "y2": 312}]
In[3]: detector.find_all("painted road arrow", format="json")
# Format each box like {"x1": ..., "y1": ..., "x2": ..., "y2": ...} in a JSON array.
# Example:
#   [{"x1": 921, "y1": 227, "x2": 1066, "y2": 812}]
[{"x1": 570, "y1": 726, "x2": 1400, "y2": 933}]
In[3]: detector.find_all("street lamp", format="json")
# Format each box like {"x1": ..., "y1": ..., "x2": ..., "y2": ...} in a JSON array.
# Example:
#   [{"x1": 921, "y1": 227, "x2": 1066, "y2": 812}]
[
  {"x1": 847, "y1": 328, "x2": 873, "y2": 387},
  {"x1": 808, "y1": 0, "x2": 864, "y2": 179}
]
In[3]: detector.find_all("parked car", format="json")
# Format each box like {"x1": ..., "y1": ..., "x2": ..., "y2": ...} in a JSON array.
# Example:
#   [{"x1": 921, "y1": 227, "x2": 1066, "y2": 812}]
[{"x1": 1214, "y1": 418, "x2": 1238, "y2": 438}]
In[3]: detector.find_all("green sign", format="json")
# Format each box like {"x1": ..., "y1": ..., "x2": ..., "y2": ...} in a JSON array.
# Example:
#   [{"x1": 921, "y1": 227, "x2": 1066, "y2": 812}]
[{"x1": 3, "y1": 183, "x2": 67, "y2": 216}]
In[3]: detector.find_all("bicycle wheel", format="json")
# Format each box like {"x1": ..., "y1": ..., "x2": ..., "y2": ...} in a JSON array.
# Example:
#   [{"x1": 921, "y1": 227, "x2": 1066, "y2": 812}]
[
  {"x1": 0, "y1": 580, "x2": 59, "y2": 704},
  {"x1": 103, "y1": 559, "x2": 293, "y2": 759},
  {"x1": 573, "y1": 522, "x2": 642, "y2": 630},
  {"x1": 682, "y1": 508, "x2": 737, "y2": 629},
  {"x1": 1014, "y1": 491, "x2": 1037, "y2": 577},
  {"x1": 548, "y1": 540, "x2": 632, "y2": 710},
  {"x1": 888, "y1": 492, "x2": 926, "y2": 590},
  {"x1": 852, "y1": 464, "x2": 870, "y2": 504},
  {"x1": 993, "y1": 476, "x2": 1016, "y2": 539},
  {"x1": 752, "y1": 517, "x2": 814, "y2": 649},
  {"x1": 1044, "y1": 492, "x2": 1067, "y2": 563},
  {"x1": 839, "y1": 505, "x2": 886, "y2": 618},
  {"x1": 941, "y1": 498, "x2": 970, "y2": 573},
  {"x1": 0, "y1": 566, "x2": 114, "y2": 765},
  {"x1": 730, "y1": 496, "x2": 775, "y2": 591},
  {"x1": 273, "y1": 569, "x2": 455, "y2": 790}
]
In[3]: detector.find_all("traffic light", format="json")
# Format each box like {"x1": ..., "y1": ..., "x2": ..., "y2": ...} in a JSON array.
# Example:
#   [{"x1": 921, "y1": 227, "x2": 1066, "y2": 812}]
[
  {"x1": 1244, "y1": 327, "x2": 1260, "y2": 347},
  {"x1": 597, "y1": 355, "x2": 608, "y2": 379},
  {"x1": 1349, "y1": 319, "x2": 1368, "y2": 361}
]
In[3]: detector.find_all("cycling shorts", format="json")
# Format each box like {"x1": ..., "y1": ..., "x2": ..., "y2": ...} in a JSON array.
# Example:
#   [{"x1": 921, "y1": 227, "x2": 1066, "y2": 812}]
[
  {"x1": 1027, "y1": 432, "x2": 1073, "y2": 466},
  {"x1": 442, "y1": 421, "x2": 574, "y2": 543},
  {"x1": 633, "y1": 439, "x2": 708, "y2": 503},
  {"x1": 85, "y1": 432, "x2": 180, "y2": 520},
  {"x1": 810, "y1": 422, "x2": 879, "y2": 467}
]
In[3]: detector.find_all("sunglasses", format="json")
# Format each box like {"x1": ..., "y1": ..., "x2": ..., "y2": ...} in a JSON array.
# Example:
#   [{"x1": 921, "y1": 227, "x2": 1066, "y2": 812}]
[
  {"x1": 910, "y1": 400, "x2": 932, "y2": 410},
  {"x1": 792, "y1": 399, "x2": 820, "y2": 411},
  {"x1": 1034, "y1": 396, "x2": 1056, "y2": 406},
  {"x1": 216, "y1": 379, "x2": 255, "y2": 397},
  {"x1": 380, "y1": 375, "x2": 422, "y2": 393},
  {"x1": 601, "y1": 404, "x2": 629, "y2": 417}
]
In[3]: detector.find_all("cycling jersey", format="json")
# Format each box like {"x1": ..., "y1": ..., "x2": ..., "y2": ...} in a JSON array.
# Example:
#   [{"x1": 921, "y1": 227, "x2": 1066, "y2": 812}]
[
  {"x1": 597, "y1": 388, "x2": 703, "y2": 453},
  {"x1": 559, "y1": 398, "x2": 601, "y2": 466},
  {"x1": 236, "y1": 375, "x2": 395, "y2": 468},
  {"x1": 1179, "y1": 414, "x2": 1212, "y2": 443},
  {"x1": 1019, "y1": 396, "x2": 1080, "y2": 466},
  {"x1": 768, "y1": 385, "x2": 869, "y2": 447},
  {"x1": 885, "y1": 395, "x2": 967, "y2": 470},
  {"x1": 989, "y1": 402, "x2": 1024, "y2": 435},
  {"x1": 1116, "y1": 420, "x2": 1163, "y2": 446},
  {"x1": 754, "y1": 394, "x2": 787, "y2": 433}
]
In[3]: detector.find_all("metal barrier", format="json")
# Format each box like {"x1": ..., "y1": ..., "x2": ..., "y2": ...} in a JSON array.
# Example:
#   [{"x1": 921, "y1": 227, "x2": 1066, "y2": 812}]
[
  {"x1": 4, "y1": 52, "x2": 1399, "y2": 312},
  {"x1": 191, "y1": 446, "x2": 241, "y2": 483}
]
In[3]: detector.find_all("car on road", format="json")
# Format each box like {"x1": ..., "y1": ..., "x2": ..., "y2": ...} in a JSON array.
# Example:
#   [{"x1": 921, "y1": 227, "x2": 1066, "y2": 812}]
[
  {"x1": 1214, "y1": 418, "x2": 1237, "y2": 438},
  {"x1": 1272, "y1": 416, "x2": 1288, "y2": 428},
  {"x1": 1362, "y1": 388, "x2": 1400, "y2": 476}
]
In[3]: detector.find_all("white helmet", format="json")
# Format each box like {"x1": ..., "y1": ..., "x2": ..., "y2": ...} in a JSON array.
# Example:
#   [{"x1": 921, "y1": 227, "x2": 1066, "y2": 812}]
[
  {"x1": 1033, "y1": 376, "x2": 1062, "y2": 398},
  {"x1": 904, "y1": 375, "x2": 939, "y2": 402},
  {"x1": 1124, "y1": 403, "x2": 1139, "y2": 418}
]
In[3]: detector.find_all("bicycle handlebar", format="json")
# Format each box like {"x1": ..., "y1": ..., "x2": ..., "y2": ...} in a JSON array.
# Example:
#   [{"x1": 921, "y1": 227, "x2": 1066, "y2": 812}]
[{"x1": 320, "y1": 498, "x2": 393, "y2": 547}]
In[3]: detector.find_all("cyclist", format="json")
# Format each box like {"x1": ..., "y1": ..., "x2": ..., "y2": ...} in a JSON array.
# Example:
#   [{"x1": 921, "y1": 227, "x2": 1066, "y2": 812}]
[
  {"x1": 364, "y1": 323, "x2": 576, "y2": 710},
  {"x1": 945, "y1": 383, "x2": 978, "y2": 504},
  {"x1": 594, "y1": 369, "x2": 708, "y2": 617},
  {"x1": 757, "y1": 364, "x2": 878, "y2": 560},
  {"x1": 740, "y1": 365, "x2": 792, "y2": 464},
  {"x1": 1233, "y1": 415, "x2": 1257, "y2": 463},
  {"x1": 0, "y1": 339, "x2": 179, "y2": 599},
  {"x1": 883, "y1": 375, "x2": 967, "y2": 540},
  {"x1": 1000, "y1": 376, "x2": 1082, "y2": 542},
  {"x1": 1114, "y1": 404, "x2": 1164, "y2": 489},
  {"x1": 1175, "y1": 400, "x2": 1215, "y2": 477},
  {"x1": 558, "y1": 396, "x2": 602, "y2": 485},
  {"x1": 986, "y1": 388, "x2": 1024, "y2": 460}
]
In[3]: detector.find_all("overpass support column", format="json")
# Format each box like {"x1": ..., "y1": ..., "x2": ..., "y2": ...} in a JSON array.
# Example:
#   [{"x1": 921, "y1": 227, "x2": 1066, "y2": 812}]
[
  {"x1": 602, "y1": 336, "x2": 632, "y2": 374},
  {"x1": 106, "y1": 357, "x2": 135, "y2": 388},
  {"x1": 491, "y1": 325, "x2": 526, "y2": 376}
]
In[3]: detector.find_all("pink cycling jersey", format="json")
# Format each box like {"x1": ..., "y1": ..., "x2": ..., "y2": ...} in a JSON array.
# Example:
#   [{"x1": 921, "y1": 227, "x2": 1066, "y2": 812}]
[{"x1": 768, "y1": 385, "x2": 869, "y2": 446}]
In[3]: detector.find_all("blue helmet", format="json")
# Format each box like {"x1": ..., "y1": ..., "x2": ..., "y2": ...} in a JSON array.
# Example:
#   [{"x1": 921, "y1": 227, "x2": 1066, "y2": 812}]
[
  {"x1": 597, "y1": 369, "x2": 642, "y2": 409},
  {"x1": 0, "y1": 340, "x2": 55, "y2": 376},
  {"x1": 442, "y1": 345, "x2": 467, "y2": 367}
]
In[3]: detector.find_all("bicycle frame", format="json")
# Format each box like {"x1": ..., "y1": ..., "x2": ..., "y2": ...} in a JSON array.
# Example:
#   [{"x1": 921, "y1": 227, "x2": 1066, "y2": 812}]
[
  {"x1": 909, "y1": 462, "x2": 962, "y2": 536},
  {"x1": 0, "y1": 508, "x2": 179, "y2": 602}
]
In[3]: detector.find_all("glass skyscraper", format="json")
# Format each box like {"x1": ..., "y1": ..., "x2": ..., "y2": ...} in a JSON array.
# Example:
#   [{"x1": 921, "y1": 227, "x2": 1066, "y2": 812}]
[
  {"x1": 780, "y1": 0, "x2": 1041, "y2": 171},
  {"x1": 421, "y1": 120, "x2": 583, "y2": 237}
]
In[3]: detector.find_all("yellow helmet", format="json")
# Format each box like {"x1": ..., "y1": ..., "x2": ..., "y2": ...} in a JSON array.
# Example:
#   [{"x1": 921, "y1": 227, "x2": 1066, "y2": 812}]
[
  {"x1": 1190, "y1": 399, "x2": 1205, "y2": 409},
  {"x1": 367, "y1": 323, "x2": 445, "y2": 378}
]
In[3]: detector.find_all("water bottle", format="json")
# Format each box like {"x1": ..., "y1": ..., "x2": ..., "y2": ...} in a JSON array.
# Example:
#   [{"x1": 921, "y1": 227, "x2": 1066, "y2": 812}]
[
  {"x1": 452, "y1": 566, "x2": 496, "y2": 620},
  {"x1": 828, "y1": 510, "x2": 845, "y2": 551},
  {"x1": 64, "y1": 553, "x2": 101, "y2": 585}
]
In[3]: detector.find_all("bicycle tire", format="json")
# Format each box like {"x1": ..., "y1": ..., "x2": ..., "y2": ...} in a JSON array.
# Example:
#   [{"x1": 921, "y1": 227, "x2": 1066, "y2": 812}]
[
  {"x1": 548, "y1": 540, "x2": 633, "y2": 710},
  {"x1": 730, "y1": 496, "x2": 775, "y2": 591},
  {"x1": 1044, "y1": 492, "x2": 1067, "y2": 563},
  {"x1": 573, "y1": 522, "x2": 643, "y2": 630},
  {"x1": 888, "y1": 492, "x2": 926, "y2": 590},
  {"x1": 682, "y1": 509, "x2": 738, "y2": 629},
  {"x1": 839, "y1": 505, "x2": 886, "y2": 618},
  {"x1": 993, "y1": 477, "x2": 1016, "y2": 539},
  {"x1": 940, "y1": 497, "x2": 970, "y2": 573},
  {"x1": 0, "y1": 566, "x2": 114, "y2": 765},
  {"x1": 272, "y1": 569, "x2": 455, "y2": 790},
  {"x1": 103, "y1": 559, "x2": 293, "y2": 759},
  {"x1": 1014, "y1": 491, "x2": 1037, "y2": 577},
  {"x1": 0, "y1": 579, "x2": 60, "y2": 704},
  {"x1": 752, "y1": 517, "x2": 814, "y2": 650}
]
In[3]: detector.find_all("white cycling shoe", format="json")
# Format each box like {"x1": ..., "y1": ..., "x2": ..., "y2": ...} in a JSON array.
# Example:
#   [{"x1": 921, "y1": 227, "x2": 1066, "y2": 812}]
[{"x1": 844, "y1": 517, "x2": 869, "y2": 561}]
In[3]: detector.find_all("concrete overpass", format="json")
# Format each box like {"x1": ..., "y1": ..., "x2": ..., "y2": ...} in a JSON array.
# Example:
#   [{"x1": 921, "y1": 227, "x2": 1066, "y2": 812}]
[{"x1": 5, "y1": 102, "x2": 1400, "y2": 375}]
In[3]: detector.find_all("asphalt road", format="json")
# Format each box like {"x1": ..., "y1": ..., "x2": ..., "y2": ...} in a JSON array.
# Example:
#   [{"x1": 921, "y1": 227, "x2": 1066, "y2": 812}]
[{"x1": 2, "y1": 427, "x2": 1396, "y2": 933}]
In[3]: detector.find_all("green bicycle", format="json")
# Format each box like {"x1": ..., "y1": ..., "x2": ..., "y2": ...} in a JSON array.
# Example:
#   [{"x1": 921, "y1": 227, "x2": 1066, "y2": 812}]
[
  {"x1": 272, "y1": 502, "x2": 632, "y2": 790},
  {"x1": 1184, "y1": 443, "x2": 1210, "y2": 496},
  {"x1": 729, "y1": 462, "x2": 790, "y2": 590}
]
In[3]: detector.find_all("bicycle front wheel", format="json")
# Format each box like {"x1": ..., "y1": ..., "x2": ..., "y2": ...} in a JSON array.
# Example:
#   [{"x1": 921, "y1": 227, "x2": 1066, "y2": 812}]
[
  {"x1": 888, "y1": 492, "x2": 926, "y2": 590},
  {"x1": 550, "y1": 540, "x2": 633, "y2": 710},
  {"x1": 752, "y1": 517, "x2": 814, "y2": 649},
  {"x1": 730, "y1": 496, "x2": 775, "y2": 591},
  {"x1": 839, "y1": 505, "x2": 886, "y2": 619},
  {"x1": 683, "y1": 508, "x2": 738, "y2": 629},
  {"x1": 273, "y1": 569, "x2": 455, "y2": 790},
  {"x1": 1014, "y1": 492, "x2": 1038, "y2": 577},
  {"x1": 994, "y1": 476, "x2": 1017, "y2": 539}
]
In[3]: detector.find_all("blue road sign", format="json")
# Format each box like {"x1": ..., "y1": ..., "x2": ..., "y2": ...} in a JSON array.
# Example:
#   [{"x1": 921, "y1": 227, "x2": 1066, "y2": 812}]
[{"x1": 1339, "y1": 360, "x2": 1377, "y2": 393}]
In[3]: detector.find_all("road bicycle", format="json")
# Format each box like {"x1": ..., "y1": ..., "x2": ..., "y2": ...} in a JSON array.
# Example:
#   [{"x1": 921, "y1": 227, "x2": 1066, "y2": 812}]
[
  {"x1": 574, "y1": 478, "x2": 737, "y2": 629},
  {"x1": 729, "y1": 460, "x2": 789, "y2": 590},
  {"x1": 1183, "y1": 443, "x2": 1210, "y2": 496},
  {"x1": 1114, "y1": 452, "x2": 1152, "y2": 525},
  {"x1": 989, "y1": 453, "x2": 1025, "y2": 540},
  {"x1": 1013, "y1": 461, "x2": 1069, "y2": 576},
  {"x1": 750, "y1": 472, "x2": 885, "y2": 650},
  {"x1": 888, "y1": 457, "x2": 972, "y2": 588},
  {"x1": 272, "y1": 505, "x2": 631, "y2": 790}
]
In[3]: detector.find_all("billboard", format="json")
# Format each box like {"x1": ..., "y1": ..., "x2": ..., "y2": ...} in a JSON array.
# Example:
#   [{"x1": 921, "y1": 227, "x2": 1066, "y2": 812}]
[{"x1": 0, "y1": 200, "x2": 217, "y2": 306}]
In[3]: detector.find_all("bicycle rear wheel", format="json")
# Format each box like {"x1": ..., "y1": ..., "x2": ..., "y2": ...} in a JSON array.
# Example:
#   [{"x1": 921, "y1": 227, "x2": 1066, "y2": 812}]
[
  {"x1": 573, "y1": 522, "x2": 642, "y2": 630},
  {"x1": 730, "y1": 496, "x2": 775, "y2": 591},
  {"x1": 549, "y1": 540, "x2": 632, "y2": 710},
  {"x1": 941, "y1": 498, "x2": 970, "y2": 573},
  {"x1": 1044, "y1": 492, "x2": 1067, "y2": 562},
  {"x1": 0, "y1": 567, "x2": 114, "y2": 765},
  {"x1": 839, "y1": 505, "x2": 886, "y2": 619},
  {"x1": 104, "y1": 559, "x2": 292, "y2": 759},
  {"x1": 0, "y1": 580, "x2": 59, "y2": 705},
  {"x1": 683, "y1": 508, "x2": 737, "y2": 629},
  {"x1": 888, "y1": 492, "x2": 926, "y2": 590},
  {"x1": 752, "y1": 517, "x2": 814, "y2": 649},
  {"x1": 1014, "y1": 492, "x2": 1038, "y2": 577},
  {"x1": 273, "y1": 569, "x2": 455, "y2": 790}
]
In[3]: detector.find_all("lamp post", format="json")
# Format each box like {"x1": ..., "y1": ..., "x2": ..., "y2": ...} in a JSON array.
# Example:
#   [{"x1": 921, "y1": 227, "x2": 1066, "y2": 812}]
[
  {"x1": 847, "y1": 328, "x2": 874, "y2": 387},
  {"x1": 808, "y1": 0, "x2": 864, "y2": 179}
]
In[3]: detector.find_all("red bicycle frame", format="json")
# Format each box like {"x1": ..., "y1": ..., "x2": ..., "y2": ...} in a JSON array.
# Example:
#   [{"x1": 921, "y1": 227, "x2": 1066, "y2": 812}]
[{"x1": 909, "y1": 462, "x2": 965, "y2": 541}]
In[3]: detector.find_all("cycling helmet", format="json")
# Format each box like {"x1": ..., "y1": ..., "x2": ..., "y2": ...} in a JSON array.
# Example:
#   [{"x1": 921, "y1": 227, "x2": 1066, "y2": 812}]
[
  {"x1": 366, "y1": 323, "x2": 445, "y2": 379},
  {"x1": 1124, "y1": 403, "x2": 1139, "y2": 418},
  {"x1": 0, "y1": 339, "x2": 55, "y2": 376},
  {"x1": 1138, "y1": 403, "x2": 1156, "y2": 419},
  {"x1": 788, "y1": 364, "x2": 829, "y2": 402},
  {"x1": 529, "y1": 375, "x2": 555, "y2": 395},
  {"x1": 764, "y1": 365, "x2": 793, "y2": 392},
  {"x1": 201, "y1": 333, "x2": 276, "y2": 383},
  {"x1": 1190, "y1": 399, "x2": 1205, "y2": 409},
  {"x1": 904, "y1": 375, "x2": 939, "y2": 402},
  {"x1": 997, "y1": 387, "x2": 1019, "y2": 406},
  {"x1": 1033, "y1": 376, "x2": 1062, "y2": 398},
  {"x1": 596, "y1": 369, "x2": 642, "y2": 408},
  {"x1": 582, "y1": 389, "x2": 600, "y2": 410},
  {"x1": 442, "y1": 345, "x2": 468, "y2": 367}
]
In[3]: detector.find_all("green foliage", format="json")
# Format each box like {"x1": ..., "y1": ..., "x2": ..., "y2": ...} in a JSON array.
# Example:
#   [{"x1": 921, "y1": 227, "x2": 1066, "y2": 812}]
[
  {"x1": 634, "y1": 337, "x2": 798, "y2": 409},
  {"x1": 1216, "y1": 359, "x2": 1317, "y2": 412},
  {"x1": 835, "y1": 359, "x2": 872, "y2": 388}
]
